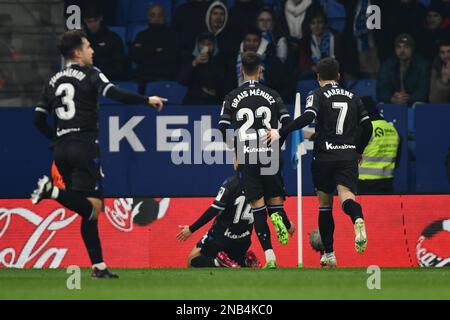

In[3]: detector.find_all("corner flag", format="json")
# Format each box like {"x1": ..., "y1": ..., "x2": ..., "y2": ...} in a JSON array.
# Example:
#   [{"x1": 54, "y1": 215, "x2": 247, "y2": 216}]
[{"x1": 290, "y1": 93, "x2": 307, "y2": 169}]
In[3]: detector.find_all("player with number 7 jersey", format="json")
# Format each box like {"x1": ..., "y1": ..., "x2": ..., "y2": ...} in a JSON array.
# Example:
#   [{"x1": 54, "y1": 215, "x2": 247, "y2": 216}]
[{"x1": 264, "y1": 58, "x2": 373, "y2": 267}]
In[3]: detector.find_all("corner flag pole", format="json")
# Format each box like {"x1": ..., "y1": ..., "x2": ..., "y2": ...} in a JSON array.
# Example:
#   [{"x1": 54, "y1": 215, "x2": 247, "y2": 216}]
[{"x1": 295, "y1": 93, "x2": 303, "y2": 268}]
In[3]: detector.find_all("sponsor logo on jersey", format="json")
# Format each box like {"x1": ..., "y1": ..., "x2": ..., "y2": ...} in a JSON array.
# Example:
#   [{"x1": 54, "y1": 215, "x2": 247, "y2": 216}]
[
  {"x1": 224, "y1": 228, "x2": 251, "y2": 240},
  {"x1": 243, "y1": 146, "x2": 274, "y2": 154},
  {"x1": 56, "y1": 127, "x2": 81, "y2": 137},
  {"x1": 325, "y1": 141, "x2": 356, "y2": 150}
]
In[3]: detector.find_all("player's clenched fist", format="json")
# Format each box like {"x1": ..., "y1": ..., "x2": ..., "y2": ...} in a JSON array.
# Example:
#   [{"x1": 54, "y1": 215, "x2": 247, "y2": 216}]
[{"x1": 148, "y1": 96, "x2": 167, "y2": 112}]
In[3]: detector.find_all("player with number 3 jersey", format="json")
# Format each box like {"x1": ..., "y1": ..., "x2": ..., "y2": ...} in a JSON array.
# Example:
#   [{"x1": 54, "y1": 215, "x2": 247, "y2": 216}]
[{"x1": 31, "y1": 30, "x2": 167, "y2": 278}]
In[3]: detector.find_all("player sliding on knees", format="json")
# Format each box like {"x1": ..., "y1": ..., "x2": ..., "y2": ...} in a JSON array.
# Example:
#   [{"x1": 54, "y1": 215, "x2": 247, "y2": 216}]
[
  {"x1": 218, "y1": 52, "x2": 294, "y2": 269},
  {"x1": 177, "y1": 158, "x2": 262, "y2": 268},
  {"x1": 264, "y1": 57, "x2": 372, "y2": 268},
  {"x1": 31, "y1": 30, "x2": 167, "y2": 278}
]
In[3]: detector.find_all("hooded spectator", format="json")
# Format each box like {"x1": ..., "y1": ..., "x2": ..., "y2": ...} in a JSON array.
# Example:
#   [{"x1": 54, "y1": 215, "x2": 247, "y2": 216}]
[
  {"x1": 130, "y1": 4, "x2": 178, "y2": 84},
  {"x1": 377, "y1": 34, "x2": 430, "y2": 105},
  {"x1": 255, "y1": 7, "x2": 288, "y2": 63},
  {"x1": 429, "y1": 38, "x2": 450, "y2": 103},
  {"x1": 83, "y1": 5, "x2": 128, "y2": 80},
  {"x1": 178, "y1": 32, "x2": 226, "y2": 104},
  {"x1": 205, "y1": 1, "x2": 232, "y2": 59}
]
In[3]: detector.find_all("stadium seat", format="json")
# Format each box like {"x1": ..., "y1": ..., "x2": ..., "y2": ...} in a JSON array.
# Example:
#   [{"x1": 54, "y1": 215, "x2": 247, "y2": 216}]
[
  {"x1": 295, "y1": 80, "x2": 319, "y2": 103},
  {"x1": 321, "y1": 0, "x2": 346, "y2": 33},
  {"x1": 145, "y1": 81, "x2": 187, "y2": 105},
  {"x1": 127, "y1": 0, "x2": 172, "y2": 24},
  {"x1": 173, "y1": 0, "x2": 187, "y2": 8},
  {"x1": 115, "y1": 0, "x2": 130, "y2": 26},
  {"x1": 99, "y1": 81, "x2": 140, "y2": 105},
  {"x1": 346, "y1": 79, "x2": 377, "y2": 101}
]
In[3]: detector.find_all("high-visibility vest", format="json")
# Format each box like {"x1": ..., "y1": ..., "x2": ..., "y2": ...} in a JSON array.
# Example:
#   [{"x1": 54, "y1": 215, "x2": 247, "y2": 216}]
[{"x1": 359, "y1": 119, "x2": 399, "y2": 180}]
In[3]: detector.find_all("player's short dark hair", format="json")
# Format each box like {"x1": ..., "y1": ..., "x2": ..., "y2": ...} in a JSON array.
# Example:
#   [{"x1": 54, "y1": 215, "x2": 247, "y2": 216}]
[
  {"x1": 316, "y1": 57, "x2": 340, "y2": 81},
  {"x1": 241, "y1": 51, "x2": 261, "y2": 76},
  {"x1": 57, "y1": 29, "x2": 87, "y2": 60}
]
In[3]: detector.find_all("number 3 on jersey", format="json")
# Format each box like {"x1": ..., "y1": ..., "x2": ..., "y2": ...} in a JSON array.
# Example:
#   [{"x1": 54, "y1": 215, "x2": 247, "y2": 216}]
[
  {"x1": 237, "y1": 106, "x2": 271, "y2": 141},
  {"x1": 55, "y1": 83, "x2": 76, "y2": 120}
]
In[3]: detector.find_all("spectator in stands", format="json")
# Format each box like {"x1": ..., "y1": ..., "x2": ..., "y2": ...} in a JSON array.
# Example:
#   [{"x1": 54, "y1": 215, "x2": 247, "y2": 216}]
[
  {"x1": 0, "y1": 14, "x2": 36, "y2": 107},
  {"x1": 173, "y1": 0, "x2": 211, "y2": 57},
  {"x1": 228, "y1": 0, "x2": 265, "y2": 53},
  {"x1": 338, "y1": 0, "x2": 380, "y2": 79},
  {"x1": 298, "y1": 5, "x2": 341, "y2": 79},
  {"x1": 417, "y1": 1, "x2": 450, "y2": 61},
  {"x1": 255, "y1": 8, "x2": 288, "y2": 63},
  {"x1": 377, "y1": 34, "x2": 430, "y2": 105},
  {"x1": 178, "y1": 32, "x2": 226, "y2": 105},
  {"x1": 83, "y1": 6, "x2": 128, "y2": 81},
  {"x1": 228, "y1": 28, "x2": 291, "y2": 99},
  {"x1": 0, "y1": 13, "x2": 26, "y2": 106},
  {"x1": 130, "y1": 4, "x2": 178, "y2": 85},
  {"x1": 280, "y1": 0, "x2": 314, "y2": 41},
  {"x1": 205, "y1": 1, "x2": 232, "y2": 60},
  {"x1": 429, "y1": 38, "x2": 450, "y2": 103}
]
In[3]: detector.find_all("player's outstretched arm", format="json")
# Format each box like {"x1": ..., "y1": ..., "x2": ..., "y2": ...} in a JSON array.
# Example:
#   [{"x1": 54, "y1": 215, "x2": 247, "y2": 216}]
[
  {"x1": 263, "y1": 111, "x2": 316, "y2": 144},
  {"x1": 176, "y1": 206, "x2": 221, "y2": 242},
  {"x1": 105, "y1": 86, "x2": 167, "y2": 111},
  {"x1": 148, "y1": 96, "x2": 167, "y2": 112}
]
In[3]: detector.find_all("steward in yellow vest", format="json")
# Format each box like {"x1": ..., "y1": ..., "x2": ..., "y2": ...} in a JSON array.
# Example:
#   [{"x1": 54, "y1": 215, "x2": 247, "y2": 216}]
[{"x1": 358, "y1": 98, "x2": 400, "y2": 193}]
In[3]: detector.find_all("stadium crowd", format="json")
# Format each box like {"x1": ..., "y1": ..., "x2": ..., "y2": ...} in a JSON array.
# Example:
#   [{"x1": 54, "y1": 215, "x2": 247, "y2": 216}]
[
  {"x1": 59, "y1": 0, "x2": 450, "y2": 105},
  {"x1": 0, "y1": 0, "x2": 449, "y2": 106}
]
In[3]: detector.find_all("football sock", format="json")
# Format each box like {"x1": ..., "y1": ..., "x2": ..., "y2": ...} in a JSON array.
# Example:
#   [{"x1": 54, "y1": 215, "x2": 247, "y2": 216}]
[
  {"x1": 264, "y1": 249, "x2": 276, "y2": 262},
  {"x1": 190, "y1": 255, "x2": 218, "y2": 267},
  {"x1": 319, "y1": 207, "x2": 335, "y2": 254},
  {"x1": 267, "y1": 205, "x2": 291, "y2": 230},
  {"x1": 92, "y1": 262, "x2": 107, "y2": 270},
  {"x1": 81, "y1": 218, "x2": 104, "y2": 265},
  {"x1": 252, "y1": 206, "x2": 273, "y2": 251},
  {"x1": 342, "y1": 199, "x2": 364, "y2": 224},
  {"x1": 51, "y1": 187, "x2": 94, "y2": 220}
]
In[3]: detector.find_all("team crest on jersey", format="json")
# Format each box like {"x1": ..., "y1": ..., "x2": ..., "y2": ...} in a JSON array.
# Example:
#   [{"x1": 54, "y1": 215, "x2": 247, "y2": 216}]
[
  {"x1": 306, "y1": 95, "x2": 314, "y2": 108},
  {"x1": 215, "y1": 187, "x2": 226, "y2": 201}
]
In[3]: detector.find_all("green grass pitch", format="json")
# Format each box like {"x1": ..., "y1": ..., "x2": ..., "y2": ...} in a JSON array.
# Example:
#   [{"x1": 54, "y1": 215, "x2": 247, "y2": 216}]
[{"x1": 0, "y1": 268, "x2": 449, "y2": 300}]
